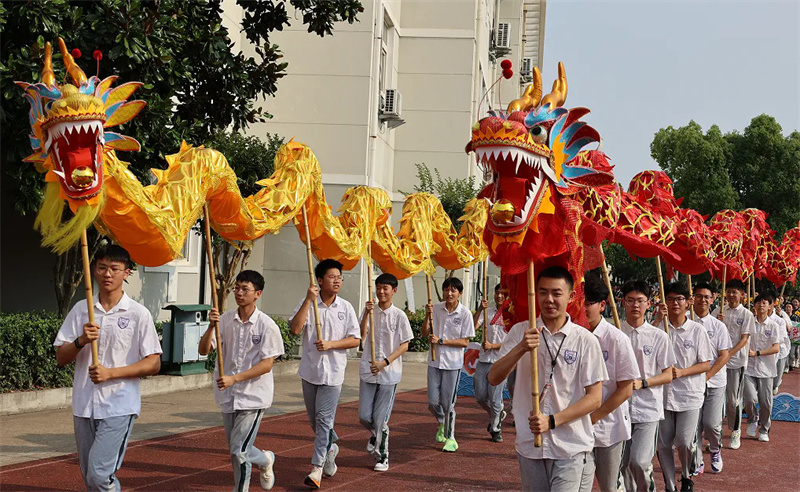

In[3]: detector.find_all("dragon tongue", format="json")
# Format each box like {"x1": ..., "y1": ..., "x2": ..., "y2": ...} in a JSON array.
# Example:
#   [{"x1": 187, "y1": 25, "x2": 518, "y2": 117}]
[{"x1": 495, "y1": 176, "x2": 530, "y2": 215}]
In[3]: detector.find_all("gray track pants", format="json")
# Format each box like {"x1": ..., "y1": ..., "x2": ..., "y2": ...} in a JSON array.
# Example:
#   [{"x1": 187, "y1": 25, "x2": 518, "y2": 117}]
[
  {"x1": 73, "y1": 414, "x2": 135, "y2": 492},
  {"x1": 726, "y1": 367, "x2": 746, "y2": 431},
  {"x1": 622, "y1": 420, "x2": 659, "y2": 492},
  {"x1": 427, "y1": 366, "x2": 460, "y2": 440},
  {"x1": 657, "y1": 408, "x2": 700, "y2": 491},
  {"x1": 692, "y1": 385, "x2": 725, "y2": 473},
  {"x1": 222, "y1": 409, "x2": 268, "y2": 492},
  {"x1": 473, "y1": 361, "x2": 504, "y2": 433},
  {"x1": 586, "y1": 441, "x2": 624, "y2": 492},
  {"x1": 774, "y1": 357, "x2": 788, "y2": 391},
  {"x1": 744, "y1": 374, "x2": 773, "y2": 434},
  {"x1": 518, "y1": 451, "x2": 594, "y2": 492},
  {"x1": 302, "y1": 379, "x2": 342, "y2": 467},
  {"x1": 359, "y1": 380, "x2": 397, "y2": 459}
]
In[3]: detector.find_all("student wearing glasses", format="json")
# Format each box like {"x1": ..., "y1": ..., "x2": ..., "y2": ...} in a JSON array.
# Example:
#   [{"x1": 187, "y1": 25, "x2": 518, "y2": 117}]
[{"x1": 290, "y1": 259, "x2": 361, "y2": 489}]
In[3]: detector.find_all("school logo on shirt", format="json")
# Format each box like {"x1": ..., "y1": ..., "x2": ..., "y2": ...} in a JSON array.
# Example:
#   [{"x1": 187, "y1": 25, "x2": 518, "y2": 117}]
[
  {"x1": 251, "y1": 334, "x2": 263, "y2": 344},
  {"x1": 643, "y1": 345, "x2": 654, "y2": 356},
  {"x1": 338, "y1": 311, "x2": 345, "y2": 321},
  {"x1": 564, "y1": 350, "x2": 577, "y2": 364},
  {"x1": 684, "y1": 340, "x2": 695, "y2": 349},
  {"x1": 117, "y1": 317, "x2": 130, "y2": 329},
  {"x1": 603, "y1": 350, "x2": 609, "y2": 361},
  {"x1": 707, "y1": 330, "x2": 714, "y2": 339},
  {"x1": 453, "y1": 316, "x2": 461, "y2": 324},
  {"x1": 765, "y1": 330, "x2": 772, "y2": 337}
]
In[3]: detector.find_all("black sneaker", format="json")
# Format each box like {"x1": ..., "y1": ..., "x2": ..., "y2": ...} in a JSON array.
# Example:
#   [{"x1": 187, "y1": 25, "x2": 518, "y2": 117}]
[
  {"x1": 680, "y1": 477, "x2": 694, "y2": 492},
  {"x1": 490, "y1": 431, "x2": 503, "y2": 442}
]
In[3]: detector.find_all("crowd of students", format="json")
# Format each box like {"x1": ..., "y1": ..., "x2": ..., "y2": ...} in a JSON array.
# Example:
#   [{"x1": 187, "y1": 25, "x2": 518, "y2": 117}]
[{"x1": 53, "y1": 244, "x2": 798, "y2": 491}]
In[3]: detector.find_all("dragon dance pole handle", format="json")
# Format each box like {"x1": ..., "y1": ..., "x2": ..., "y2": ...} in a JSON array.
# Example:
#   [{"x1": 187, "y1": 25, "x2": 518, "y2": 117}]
[
  {"x1": 80, "y1": 230, "x2": 99, "y2": 366},
  {"x1": 720, "y1": 266, "x2": 727, "y2": 322},
  {"x1": 301, "y1": 205, "x2": 323, "y2": 341},
  {"x1": 780, "y1": 282, "x2": 786, "y2": 300},
  {"x1": 482, "y1": 259, "x2": 489, "y2": 343},
  {"x1": 599, "y1": 244, "x2": 621, "y2": 329},
  {"x1": 528, "y1": 261, "x2": 541, "y2": 448},
  {"x1": 655, "y1": 257, "x2": 669, "y2": 333},
  {"x1": 426, "y1": 275, "x2": 436, "y2": 361},
  {"x1": 367, "y1": 244, "x2": 376, "y2": 363},
  {"x1": 687, "y1": 275, "x2": 694, "y2": 320},
  {"x1": 203, "y1": 204, "x2": 224, "y2": 376}
]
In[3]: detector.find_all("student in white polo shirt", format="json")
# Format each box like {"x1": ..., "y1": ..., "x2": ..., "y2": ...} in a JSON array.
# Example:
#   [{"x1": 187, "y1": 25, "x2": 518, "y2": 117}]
[
  {"x1": 290, "y1": 259, "x2": 361, "y2": 489},
  {"x1": 711, "y1": 278, "x2": 753, "y2": 450},
  {"x1": 656, "y1": 282, "x2": 713, "y2": 492},
  {"x1": 619, "y1": 280, "x2": 676, "y2": 492},
  {"x1": 767, "y1": 296, "x2": 791, "y2": 394},
  {"x1": 744, "y1": 293, "x2": 782, "y2": 442},
  {"x1": 358, "y1": 273, "x2": 413, "y2": 472},
  {"x1": 421, "y1": 277, "x2": 475, "y2": 452},
  {"x1": 489, "y1": 266, "x2": 607, "y2": 492},
  {"x1": 54, "y1": 245, "x2": 162, "y2": 492},
  {"x1": 201, "y1": 270, "x2": 284, "y2": 492},
  {"x1": 473, "y1": 283, "x2": 509, "y2": 443},
  {"x1": 689, "y1": 282, "x2": 732, "y2": 476},
  {"x1": 579, "y1": 277, "x2": 639, "y2": 492}
]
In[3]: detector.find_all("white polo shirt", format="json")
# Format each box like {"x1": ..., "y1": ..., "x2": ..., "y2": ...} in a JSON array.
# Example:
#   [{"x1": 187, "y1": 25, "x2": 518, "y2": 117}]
[
  {"x1": 711, "y1": 304, "x2": 754, "y2": 370},
  {"x1": 211, "y1": 308, "x2": 285, "y2": 413},
  {"x1": 695, "y1": 313, "x2": 733, "y2": 389},
  {"x1": 500, "y1": 316, "x2": 608, "y2": 460},
  {"x1": 745, "y1": 316, "x2": 781, "y2": 378},
  {"x1": 621, "y1": 320, "x2": 676, "y2": 423},
  {"x1": 476, "y1": 306, "x2": 507, "y2": 363},
  {"x1": 54, "y1": 293, "x2": 162, "y2": 419},
  {"x1": 770, "y1": 312, "x2": 790, "y2": 359},
  {"x1": 665, "y1": 319, "x2": 715, "y2": 412},
  {"x1": 428, "y1": 302, "x2": 475, "y2": 371},
  {"x1": 591, "y1": 319, "x2": 640, "y2": 448},
  {"x1": 359, "y1": 304, "x2": 414, "y2": 385},
  {"x1": 290, "y1": 295, "x2": 360, "y2": 386}
]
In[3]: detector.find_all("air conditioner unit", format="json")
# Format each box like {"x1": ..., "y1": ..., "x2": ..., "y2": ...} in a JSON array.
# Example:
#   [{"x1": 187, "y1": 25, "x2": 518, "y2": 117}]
[
  {"x1": 383, "y1": 89, "x2": 402, "y2": 118},
  {"x1": 496, "y1": 23, "x2": 511, "y2": 49},
  {"x1": 521, "y1": 57, "x2": 533, "y2": 76}
]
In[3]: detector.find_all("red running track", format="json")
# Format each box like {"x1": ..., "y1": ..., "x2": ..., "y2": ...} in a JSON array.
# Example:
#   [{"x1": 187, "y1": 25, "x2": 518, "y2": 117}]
[{"x1": 2, "y1": 373, "x2": 799, "y2": 491}]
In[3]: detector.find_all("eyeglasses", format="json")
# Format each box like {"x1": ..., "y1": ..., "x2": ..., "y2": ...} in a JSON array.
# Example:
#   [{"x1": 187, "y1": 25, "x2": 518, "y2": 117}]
[
  {"x1": 625, "y1": 299, "x2": 648, "y2": 306},
  {"x1": 233, "y1": 286, "x2": 255, "y2": 294},
  {"x1": 694, "y1": 294, "x2": 713, "y2": 300},
  {"x1": 665, "y1": 297, "x2": 686, "y2": 303},
  {"x1": 96, "y1": 265, "x2": 127, "y2": 275}
]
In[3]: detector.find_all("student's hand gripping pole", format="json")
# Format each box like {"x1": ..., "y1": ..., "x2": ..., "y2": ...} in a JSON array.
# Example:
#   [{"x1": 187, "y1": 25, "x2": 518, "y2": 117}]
[
  {"x1": 367, "y1": 244, "x2": 376, "y2": 363},
  {"x1": 426, "y1": 275, "x2": 436, "y2": 361},
  {"x1": 301, "y1": 205, "x2": 323, "y2": 341},
  {"x1": 655, "y1": 257, "x2": 669, "y2": 333},
  {"x1": 599, "y1": 244, "x2": 621, "y2": 329},
  {"x1": 482, "y1": 259, "x2": 489, "y2": 344},
  {"x1": 203, "y1": 204, "x2": 224, "y2": 376},
  {"x1": 528, "y1": 261, "x2": 541, "y2": 448},
  {"x1": 80, "y1": 229, "x2": 99, "y2": 366}
]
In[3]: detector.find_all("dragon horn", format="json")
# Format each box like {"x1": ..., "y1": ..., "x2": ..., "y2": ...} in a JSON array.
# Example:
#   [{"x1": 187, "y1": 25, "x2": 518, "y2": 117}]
[
  {"x1": 41, "y1": 42, "x2": 56, "y2": 88},
  {"x1": 57, "y1": 37, "x2": 87, "y2": 86},
  {"x1": 540, "y1": 62, "x2": 568, "y2": 108},
  {"x1": 507, "y1": 66, "x2": 542, "y2": 112}
]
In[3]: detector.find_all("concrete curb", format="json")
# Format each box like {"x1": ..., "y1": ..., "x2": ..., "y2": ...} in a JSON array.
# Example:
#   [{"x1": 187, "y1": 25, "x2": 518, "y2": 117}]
[{"x1": 0, "y1": 360, "x2": 301, "y2": 416}]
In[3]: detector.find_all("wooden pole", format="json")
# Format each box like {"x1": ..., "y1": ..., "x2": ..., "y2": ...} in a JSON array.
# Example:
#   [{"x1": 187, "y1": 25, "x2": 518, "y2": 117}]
[
  {"x1": 599, "y1": 244, "x2": 621, "y2": 329},
  {"x1": 687, "y1": 274, "x2": 694, "y2": 320},
  {"x1": 482, "y1": 259, "x2": 489, "y2": 343},
  {"x1": 367, "y1": 244, "x2": 376, "y2": 363},
  {"x1": 780, "y1": 282, "x2": 787, "y2": 300},
  {"x1": 655, "y1": 257, "x2": 669, "y2": 333},
  {"x1": 301, "y1": 205, "x2": 323, "y2": 341},
  {"x1": 80, "y1": 230, "x2": 99, "y2": 366},
  {"x1": 528, "y1": 261, "x2": 541, "y2": 448},
  {"x1": 747, "y1": 275, "x2": 752, "y2": 312},
  {"x1": 720, "y1": 266, "x2": 727, "y2": 321},
  {"x1": 202, "y1": 204, "x2": 224, "y2": 376},
  {"x1": 426, "y1": 275, "x2": 436, "y2": 361}
]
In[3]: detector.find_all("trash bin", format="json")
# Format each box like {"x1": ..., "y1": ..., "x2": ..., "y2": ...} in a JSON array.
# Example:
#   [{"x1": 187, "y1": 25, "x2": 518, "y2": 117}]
[{"x1": 161, "y1": 304, "x2": 212, "y2": 375}]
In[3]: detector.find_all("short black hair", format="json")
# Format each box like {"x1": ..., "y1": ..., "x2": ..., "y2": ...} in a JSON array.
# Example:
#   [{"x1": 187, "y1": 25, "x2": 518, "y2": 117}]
[
  {"x1": 94, "y1": 244, "x2": 133, "y2": 270},
  {"x1": 754, "y1": 293, "x2": 771, "y2": 304},
  {"x1": 725, "y1": 279, "x2": 746, "y2": 292},
  {"x1": 664, "y1": 281, "x2": 689, "y2": 298},
  {"x1": 584, "y1": 277, "x2": 610, "y2": 304},
  {"x1": 442, "y1": 277, "x2": 464, "y2": 293},
  {"x1": 315, "y1": 259, "x2": 344, "y2": 280},
  {"x1": 693, "y1": 282, "x2": 716, "y2": 294},
  {"x1": 375, "y1": 273, "x2": 398, "y2": 289},
  {"x1": 622, "y1": 280, "x2": 651, "y2": 298},
  {"x1": 537, "y1": 265, "x2": 574, "y2": 290},
  {"x1": 236, "y1": 270, "x2": 264, "y2": 291},
  {"x1": 762, "y1": 290, "x2": 776, "y2": 303},
  {"x1": 494, "y1": 283, "x2": 502, "y2": 292}
]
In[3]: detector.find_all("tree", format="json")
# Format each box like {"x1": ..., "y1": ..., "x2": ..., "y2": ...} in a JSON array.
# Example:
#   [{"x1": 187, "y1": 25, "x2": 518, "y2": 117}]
[
  {"x1": 1, "y1": 0, "x2": 361, "y2": 313},
  {"x1": 402, "y1": 163, "x2": 482, "y2": 300},
  {"x1": 204, "y1": 131, "x2": 284, "y2": 311}
]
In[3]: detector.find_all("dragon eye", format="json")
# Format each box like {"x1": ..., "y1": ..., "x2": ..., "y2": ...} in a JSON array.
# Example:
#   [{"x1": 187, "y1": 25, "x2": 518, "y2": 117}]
[{"x1": 531, "y1": 125, "x2": 548, "y2": 144}]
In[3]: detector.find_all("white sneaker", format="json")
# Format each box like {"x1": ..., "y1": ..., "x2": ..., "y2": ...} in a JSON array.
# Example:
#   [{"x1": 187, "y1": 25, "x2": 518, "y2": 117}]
[
  {"x1": 323, "y1": 443, "x2": 339, "y2": 477},
  {"x1": 730, "y1": 430, "x2": 741, "y2": 449},
  {"x1": 259, "y1": 451, "x2": 275, "y2": 490},
  {"x1": 304, "y1": 467, "x2": 322, "y2": 489},
  {"x1": 374, "y1": 457, "x2": 389, "y2": 472},
  {"x1": 746, "y1": 421, "x2": 758, "y2": 438},
  {"x1": 758, "y1": 431, "x2": 770, "y2": 442},
  {"x1": 710, "y1": 451, "x2": 723, "y2": 473}
]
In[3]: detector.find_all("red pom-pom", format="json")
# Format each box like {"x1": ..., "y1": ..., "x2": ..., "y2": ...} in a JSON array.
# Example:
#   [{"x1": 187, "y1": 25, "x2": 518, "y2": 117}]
[
  {"x1": 502, "y1": 69, "x2": 513, "y2": 79},
  {"x1": 71, "y1": 48, "x2": 81, "y2": 59},
  {"x1": 500, "y1": 59, "x2": 512, "y2": 70},
  {"x1": 93, "y1": 50, "x2": 103, "y2": 61}
]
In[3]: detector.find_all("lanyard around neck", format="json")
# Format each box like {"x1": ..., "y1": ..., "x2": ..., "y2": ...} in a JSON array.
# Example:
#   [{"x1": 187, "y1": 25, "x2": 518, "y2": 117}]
[{"x1": 541, "y1": 329, "x2": 567, "y2": 381}]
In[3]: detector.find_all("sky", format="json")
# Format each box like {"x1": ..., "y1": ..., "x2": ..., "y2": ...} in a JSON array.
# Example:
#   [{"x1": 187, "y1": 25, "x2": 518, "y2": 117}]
[{"x1": 540, "y1": 0, "x2": 800, "y2": 187}]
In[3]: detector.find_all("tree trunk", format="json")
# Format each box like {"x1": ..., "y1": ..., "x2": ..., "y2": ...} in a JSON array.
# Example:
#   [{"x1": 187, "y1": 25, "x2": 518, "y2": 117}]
[
  {"x1": 54, "y1": 232, "x2": 103, "y2": 317},
  {"x1": 212, "y1": 237, "x2": 253, "y2": 312}
]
